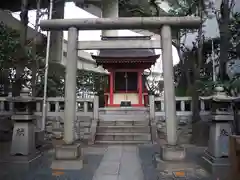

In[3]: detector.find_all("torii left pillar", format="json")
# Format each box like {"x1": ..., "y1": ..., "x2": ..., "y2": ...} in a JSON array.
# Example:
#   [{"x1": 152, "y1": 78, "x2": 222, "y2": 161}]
[{"x1": 51, "y1": 27, "x2": 82, "y2": 170}]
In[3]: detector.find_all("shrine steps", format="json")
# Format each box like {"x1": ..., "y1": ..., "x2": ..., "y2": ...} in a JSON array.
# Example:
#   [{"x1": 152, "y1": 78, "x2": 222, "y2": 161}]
[
  {"x1": 95, "y1": 121, "x2": 151, "y2": 144},
  {"x1": 95, "y1": 107, "x2": 152, "y2": 144}
]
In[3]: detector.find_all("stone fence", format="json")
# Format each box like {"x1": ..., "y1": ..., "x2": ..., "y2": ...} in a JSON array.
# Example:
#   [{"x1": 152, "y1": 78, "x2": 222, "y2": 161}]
[
  {"x1": 154, "y1": 96, "x2": 211, "y2": 123},
  {"x1": 0, "y1": 96, "x2": 98, "y2": 141},
  {"x1": 0, "y1": 96, "x2": 213, "y2": 141}
]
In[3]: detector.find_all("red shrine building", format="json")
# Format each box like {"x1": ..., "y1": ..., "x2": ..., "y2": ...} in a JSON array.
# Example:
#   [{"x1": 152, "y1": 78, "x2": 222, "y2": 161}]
[{"x1": 91, "y1": 36, "x2": 160, "y2": 107}]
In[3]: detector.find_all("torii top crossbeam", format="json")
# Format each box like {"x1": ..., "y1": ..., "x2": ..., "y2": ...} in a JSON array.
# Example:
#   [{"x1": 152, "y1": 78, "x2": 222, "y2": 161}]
[{"x1": 40, "y1": 16, "x2": 201, "y2": 31}]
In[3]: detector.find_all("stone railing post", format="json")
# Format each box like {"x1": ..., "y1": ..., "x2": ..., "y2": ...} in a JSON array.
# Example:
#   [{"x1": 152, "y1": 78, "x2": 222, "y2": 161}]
[
  {"x1": 161, "y1": 100, "x2": 164, "y2": 112},
  {"x1": 149, "y1": 95, "x2": 155, "y2": 120},
  {"x1": 180, "y1": 100, "x2": 185, "y2": 112},
  {"x1": 200, "y1": 100, "x2": 205, "y2": 111},
  {"x1": 89, "y1": 95, "x2": 99, "y2": 144},
  {"x1": 35, "y1": 100, "x2": 42, "y2": 132},
  {"x1": 0, "y1": 100, "x2": 4, "y2": 112},
  {"x1": 83, "y1": 101, "x2": 88, "y2": 113},
  {"x1": 8, "y1": 92, "x2": 13, "y2": 111},
  {"x1": 93, "y1": 95, "x2": 99, "y2": 120},
  {"x1": 149, "y1": 95, "x2": 157, "y2": 143}
]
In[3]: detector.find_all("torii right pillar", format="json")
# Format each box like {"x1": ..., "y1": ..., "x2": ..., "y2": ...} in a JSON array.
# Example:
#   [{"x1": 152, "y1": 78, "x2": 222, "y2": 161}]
[{"x1": 160, "y1": 25, "x2": 185, "y2": 161}]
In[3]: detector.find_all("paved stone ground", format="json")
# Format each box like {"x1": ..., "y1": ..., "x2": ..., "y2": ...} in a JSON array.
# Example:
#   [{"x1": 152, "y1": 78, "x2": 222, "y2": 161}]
[
  {"x1": 1, "y1": 144, "x2": 146, "y2": 180},
  {"x1": 138, "y1": 144, "x2": 212, "y2": 180},
  {"x1": 0, "y1": 144, "x2": 104, "y2": 180},
  {"x1": 0, "y1": 143, "x2": 226, "y2": 180},
  {"x1": 93, "y1": 145, "x2": 144, "y2": 180},
  {"x1": 138, "y1": 144, "x2": 159, "y2": 180}
]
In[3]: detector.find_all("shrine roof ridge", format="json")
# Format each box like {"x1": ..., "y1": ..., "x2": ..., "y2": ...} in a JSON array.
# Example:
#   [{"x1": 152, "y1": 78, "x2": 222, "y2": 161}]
[
  {"x1": 92, "y1": 54, "x2": 160, "y2": 59},
  {"x1": 101, "y1": 36, "x2": 152, "y2": 40},
  {"x1": 93, "y1": 49, "x2": 159, "y2": 58}
]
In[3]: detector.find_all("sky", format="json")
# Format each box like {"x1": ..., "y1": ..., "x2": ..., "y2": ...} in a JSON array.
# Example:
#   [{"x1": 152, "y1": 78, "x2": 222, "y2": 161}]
[
  {"x1": 12, "y1": 2, "x2": 180, "y2": 73},
  {"x1": 180, "y1": 0, "x2": 240, "y2": 49}
]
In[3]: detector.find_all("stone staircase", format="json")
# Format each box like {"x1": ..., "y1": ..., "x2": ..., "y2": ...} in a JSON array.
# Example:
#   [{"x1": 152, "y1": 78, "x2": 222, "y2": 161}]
[{"x1": 95, "y1": 107, "x2": 151, "y2": 144}]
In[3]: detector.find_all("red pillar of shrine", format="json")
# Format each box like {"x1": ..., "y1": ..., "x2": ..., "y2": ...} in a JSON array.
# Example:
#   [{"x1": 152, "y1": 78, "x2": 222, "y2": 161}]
[
  {"x1": 138, "y1": 71, "x2": 143, "y2": 106},
  {"x1": 109, "y1": 70, "x2": 114, "y2": 106}
]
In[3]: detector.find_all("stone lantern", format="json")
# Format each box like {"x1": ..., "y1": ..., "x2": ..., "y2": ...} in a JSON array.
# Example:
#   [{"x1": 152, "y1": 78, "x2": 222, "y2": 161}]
[
  {"x1": 10, "y1": 87, "x2": 41, "y2": 159},
  {"x1": 232, "y1": 98, "x2": 240, "y2": 135},
  {"x1": 201, "y1": 86, "x2": 237, "y2": 178}
]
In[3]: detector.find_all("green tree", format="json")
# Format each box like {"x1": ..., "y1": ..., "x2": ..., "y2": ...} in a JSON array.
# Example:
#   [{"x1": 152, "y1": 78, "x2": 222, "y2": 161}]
[
  {"x1": 169, "y1": 0, "x2": 240, "y2": 144},
  {"x1": 0, "y1": 6, "x2": 109, "y2": 97},
  {"x1": 12, "y1": 0, "x2": 29, "y2": 97}
]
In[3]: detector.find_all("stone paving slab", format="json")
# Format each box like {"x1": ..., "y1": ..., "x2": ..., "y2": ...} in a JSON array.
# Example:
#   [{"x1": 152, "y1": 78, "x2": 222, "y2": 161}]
[
  {"x1": 138, "y1": 144, "x2": 159, "y2": 180},
  {"x1": 93, "y1": 145, "x2": 144, "y2": 180},
  {"x1": 96, "y1": 161, "x2": 120, "y2": 175},
  {"x1": 102, "y1": 146, "x2": 123, "y2": 162},
  {"x1": 119, "y1": 147, "x2": 144, "y2": 180}
]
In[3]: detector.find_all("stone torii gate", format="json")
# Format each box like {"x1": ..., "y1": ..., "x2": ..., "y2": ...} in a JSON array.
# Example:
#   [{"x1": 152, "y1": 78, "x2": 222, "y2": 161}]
[{"x1": 40, "y1": 16, "x2": 200, "y2": 167}]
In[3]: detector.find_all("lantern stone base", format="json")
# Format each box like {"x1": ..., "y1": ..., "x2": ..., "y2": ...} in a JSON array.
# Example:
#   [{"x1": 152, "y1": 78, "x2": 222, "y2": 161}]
[
  {"x1": 51, "y1": 144, "x2": 83, "y2": 170},
  {"x1": 11, "y1": 121, "x2": 36, "y2": 155},
  {"x1": 201, "y1": 150, "x2": 230, "y2": 179},
  {"x1": 160, "y1": 145, "x2": 186, "y2": 161}
]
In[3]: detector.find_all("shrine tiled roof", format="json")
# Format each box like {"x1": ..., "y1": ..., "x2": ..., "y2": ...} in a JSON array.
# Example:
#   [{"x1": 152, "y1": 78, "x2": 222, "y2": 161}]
[
  {"x1": 97, "y1": 49, "x2": 156, "y2": 58},
  {"x1": 92, "y1": 36, "x2": 159, "y2": 59}
]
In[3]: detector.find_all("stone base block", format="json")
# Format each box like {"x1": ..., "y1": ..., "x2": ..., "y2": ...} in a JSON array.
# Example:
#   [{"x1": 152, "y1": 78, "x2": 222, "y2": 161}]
[
  {"x1": 0, "y1": 152, "x2": 43, "y2": 172},
  {"x1": 51, "y1": 144, "x2": 83, "y2": 170},
  {"x1": 200, "y1": 150, "x2": 230, "y2": 179},
  {"x1": 51, "y1": 158, "x2": 83, "y2": 170},
  {"x1": 35, "y1": 130, "x2": 45, "y2": 147},
  {"x1": 160, "y1": 145, "x2": 186, "y2": 161},
  {"x1": 55, "y1": 144, "x2": 81, "y2": 160}
]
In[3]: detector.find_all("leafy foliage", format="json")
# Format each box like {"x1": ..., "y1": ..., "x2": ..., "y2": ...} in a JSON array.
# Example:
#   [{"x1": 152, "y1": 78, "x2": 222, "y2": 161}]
[
  {"x1": 119, "y1": 0, "x2": 166, "y2": 17},
  {"x1": 0, "y1": 23, "x2": 21, "y2": 69},
  {"x1": 0, "y1": 23, "x2": 107, "y2": 97},
  {"x1": 170, "y1": 0, "x2": 240, "y2": 96}
]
